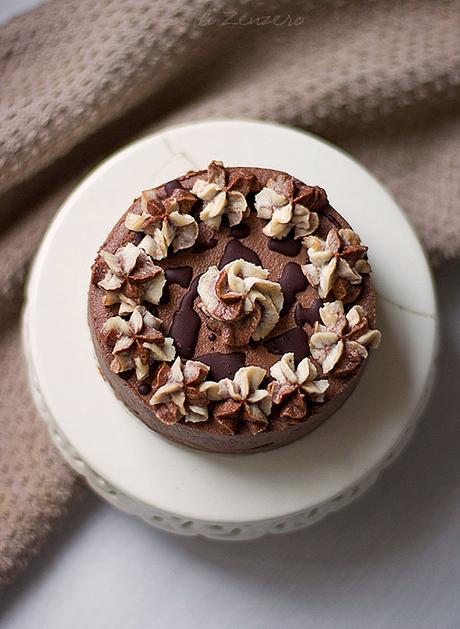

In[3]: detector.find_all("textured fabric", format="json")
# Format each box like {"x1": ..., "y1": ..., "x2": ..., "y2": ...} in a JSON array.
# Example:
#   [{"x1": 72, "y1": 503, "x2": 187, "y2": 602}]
[
  {"x1": 0, "y1": 321, "x2": 85, "y2": 587},
  {"x1": 0, "y1": 0, "x2": 459, "y2": 589}
]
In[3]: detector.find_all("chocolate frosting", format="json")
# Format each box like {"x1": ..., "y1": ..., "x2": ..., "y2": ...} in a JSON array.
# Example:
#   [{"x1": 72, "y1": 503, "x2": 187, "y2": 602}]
[{"x1": 88, "y1": 165, "x2": 377, "y2": 453}]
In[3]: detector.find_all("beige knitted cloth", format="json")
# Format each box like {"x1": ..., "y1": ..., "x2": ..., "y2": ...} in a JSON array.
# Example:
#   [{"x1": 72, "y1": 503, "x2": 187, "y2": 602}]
[{"x1": 1, "y1": 0, "x2": 459, "y2": 588}]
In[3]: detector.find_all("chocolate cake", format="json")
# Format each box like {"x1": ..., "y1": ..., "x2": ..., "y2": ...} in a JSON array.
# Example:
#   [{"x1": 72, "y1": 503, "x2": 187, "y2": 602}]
[{"x1": 88, "y1": 161, "x2": 381, "y2": 453}]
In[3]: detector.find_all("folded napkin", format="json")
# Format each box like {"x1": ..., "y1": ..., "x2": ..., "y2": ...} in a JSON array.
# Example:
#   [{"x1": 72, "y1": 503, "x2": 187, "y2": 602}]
[{"x1": 1, "y1": 0, "x2": 459, "y2": 589}]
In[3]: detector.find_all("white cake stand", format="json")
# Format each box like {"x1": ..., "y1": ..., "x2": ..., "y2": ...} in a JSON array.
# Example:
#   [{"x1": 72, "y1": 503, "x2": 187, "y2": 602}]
[{"x1": 23, "y1": 119, "x2": 438, "y2": 540}]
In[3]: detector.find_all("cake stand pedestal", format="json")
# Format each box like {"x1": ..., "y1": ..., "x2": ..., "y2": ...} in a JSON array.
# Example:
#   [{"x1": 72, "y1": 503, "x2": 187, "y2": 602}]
[{"x1": 23, "y1": 119, "x2": 438, "y2": 540}]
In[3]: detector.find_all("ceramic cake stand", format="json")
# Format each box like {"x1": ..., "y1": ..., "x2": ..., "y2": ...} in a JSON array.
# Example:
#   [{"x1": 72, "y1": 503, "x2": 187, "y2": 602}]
[{"x1": 23, "y1": 120, "x2": 438, "y2": 540}]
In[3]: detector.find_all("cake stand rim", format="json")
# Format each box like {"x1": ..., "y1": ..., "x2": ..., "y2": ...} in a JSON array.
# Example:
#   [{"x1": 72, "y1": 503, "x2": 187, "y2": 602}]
[{"x1": 22, "y1": 118, "x2": 438, "y2": 538}]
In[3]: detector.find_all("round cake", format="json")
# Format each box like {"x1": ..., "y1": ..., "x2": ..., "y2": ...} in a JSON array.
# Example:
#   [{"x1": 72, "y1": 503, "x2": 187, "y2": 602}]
[{"x1": 88, "y1": 161, "x2": 381, "y2": 454}]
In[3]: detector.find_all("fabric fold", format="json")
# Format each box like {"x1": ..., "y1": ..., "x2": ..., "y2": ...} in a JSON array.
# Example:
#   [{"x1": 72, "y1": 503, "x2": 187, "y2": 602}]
[{"x1": 0, "y1": 0, "x2": 459, "y2": 589}]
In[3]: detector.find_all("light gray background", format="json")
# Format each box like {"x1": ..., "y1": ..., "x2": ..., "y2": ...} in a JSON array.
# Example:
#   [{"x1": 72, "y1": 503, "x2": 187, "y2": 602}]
[{"x1": 1, "y1": 3, "x2": 460, "y2": 628}]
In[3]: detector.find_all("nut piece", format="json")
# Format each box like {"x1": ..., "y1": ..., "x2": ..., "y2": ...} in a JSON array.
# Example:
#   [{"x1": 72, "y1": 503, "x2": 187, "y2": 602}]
[
  {"x1": 268, "y1": 352, "x2": 329, "y2": 422},
  {"x1": 192, "y1": 161, "x2": 254, "y2": 230},
  {"x1": 302, "y1": 228, "x2": 371, "y2": 303},
  {"x1": 103, "y1": 306, "x2": 175, "y2": 381},
  {"x1": 309, "y1": 300, "x2": 381, "y2": 376},
  {"x1": 125, "y1": 187, "x2": 199, "y2": 260},
  {"x1": 97, "y1": 243, "x2": 166, "y2": 314},
  {"x1": 197, "y1": 259, "x2": 284, "y2": 346},
  {"x1": 150, "y1": 357, "x2": 210, "y2": 425},
  {"x1": 201, "y1": 366, "x2": 272, "y2": 435},
  {"x1": 254, "y1": 176, "x2": 322, "y2": 240}
]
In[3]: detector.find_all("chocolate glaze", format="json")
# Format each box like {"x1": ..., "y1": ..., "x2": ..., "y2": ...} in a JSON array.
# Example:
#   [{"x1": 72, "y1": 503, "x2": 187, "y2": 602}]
[
  {"x1": 165, "y1": 266, "x2": 193, "y2": 288},
  {"x1": 295, "y1": 298, "x2": 323, "y2": 327},
  {"x1": 264, "y1": 327, "x2": 310, "y2": 364},
  {"x1": 169, "y1": 276, "x2": 201, "y2": 359},
  {"x1": 134, "y1": 232, "x2": 144, "y2": 246},
  {"x1": 159, "y1": 284, "x2": 170, "y2": 305},
  {"x1": 145, "y1": 303, "x2": 159, "y2": 317},
  {"x1": 138, "y1": 383, "x2": 152, "y2": 395},
  {"x1": 279, "y1": 262, "x2": 309, "y2": 316},
  {"x1": 229, "y1": 222, "x2": 251, "y2": 239},
  {"x1": 193, "y1": 237, "x2": 218, "y2": 253},
  {"x1": 268, "y1": 237, "x2": 302, "y2": 257},
  {"x1": 218, "y1": 239, "x2": 262, "y2": 269},
  {"x1": 119, "y1": 369, "x2": 134, "y2": 381},
  {"x1": 196, "y1": 352, "x2": 246, "y2": 381},
  {"x1": 164, "y1": 179, "x2": 182, "y2": 195}
]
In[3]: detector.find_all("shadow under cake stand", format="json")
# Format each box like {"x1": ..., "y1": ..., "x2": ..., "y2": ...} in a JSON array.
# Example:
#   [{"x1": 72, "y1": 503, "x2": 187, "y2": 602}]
[{"x1": 23, "y1": 119, "x2": 438, "y2": 540}]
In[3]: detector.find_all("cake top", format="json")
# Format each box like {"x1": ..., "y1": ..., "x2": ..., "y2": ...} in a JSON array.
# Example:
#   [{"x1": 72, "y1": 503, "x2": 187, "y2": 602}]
[{"x1": 90, "y1": 161, "x2": 381, "y2": 436}]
